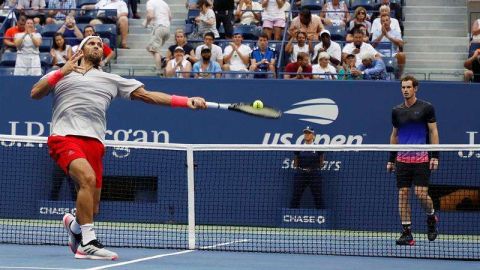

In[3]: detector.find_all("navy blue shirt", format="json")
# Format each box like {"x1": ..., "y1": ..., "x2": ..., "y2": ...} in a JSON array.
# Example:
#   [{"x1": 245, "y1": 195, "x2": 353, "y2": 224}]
[
  {"x1": 251, "y1": 46, "x2": 276, "y2": 72},
  {"x1": 294, "y1": 149, "x2": 324, "y2": 170}
]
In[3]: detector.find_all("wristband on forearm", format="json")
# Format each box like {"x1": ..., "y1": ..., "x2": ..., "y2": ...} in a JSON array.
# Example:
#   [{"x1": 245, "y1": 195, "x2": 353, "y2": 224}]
[
  {"x1": 388, "y1": 151, "x2": 397, "y2": 163},
  {"x1": 47, "y1": 69, "x2": 64, "y2": 87},
  {"x1": 171, "y1": 95, "x2": 189, "y2": 108}
]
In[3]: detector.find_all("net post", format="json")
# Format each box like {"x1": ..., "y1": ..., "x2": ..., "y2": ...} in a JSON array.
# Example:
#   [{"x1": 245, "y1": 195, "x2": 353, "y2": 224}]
[{"x1": 187, "y1": 146, "x2": 196, "y2": 250}]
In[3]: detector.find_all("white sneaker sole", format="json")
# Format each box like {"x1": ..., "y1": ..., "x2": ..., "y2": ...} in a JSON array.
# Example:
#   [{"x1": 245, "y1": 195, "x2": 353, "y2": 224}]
[{"x1": 75, "y1": 253, "x2": 118, "y2": 260}]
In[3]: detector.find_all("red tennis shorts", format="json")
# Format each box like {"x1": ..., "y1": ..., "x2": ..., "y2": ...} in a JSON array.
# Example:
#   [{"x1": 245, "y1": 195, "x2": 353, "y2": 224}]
[{"x1": 47, "y1": 135, "x2": 105, "y2": 188}]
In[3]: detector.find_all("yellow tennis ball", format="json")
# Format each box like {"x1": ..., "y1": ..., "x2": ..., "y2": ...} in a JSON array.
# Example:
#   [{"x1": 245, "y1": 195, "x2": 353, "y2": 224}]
[{"x1": 252, "y1": 100, "x2": 264, "y2": 109}]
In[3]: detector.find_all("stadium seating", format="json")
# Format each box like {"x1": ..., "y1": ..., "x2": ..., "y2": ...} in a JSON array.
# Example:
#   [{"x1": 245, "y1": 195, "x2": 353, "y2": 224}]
[
  {"x1": 41, "y1": 24, "x2": 61, "y2": 38},
  {"x1": 350, "y1": 0, "x2": 374, "y2": 10},
  {"x1": 301, "y1": 0, "x2": 324, "y2": 10},
  {"x1": 75, "y1": 10, "x2": 97, "y2": 24},
  {"x1": 77, "y1": 0, "x2": 98, "y2": 8},
  {"x1": 40, "y1": 52, "x2": 52, "y2": 67},
  {"x1": 376, "y1": 42, "x2": 393, "y2": 57},
  {"x1": 325, "y1": 25, "x2": 347, "y2": 41},
  {"x1": 233, "y1": 24, "x2": 258, "y2": 40},
  {"x1": 39, "y1": 38, "x2": 53, "y2": 52},
  {"x1": 0, "y1": 52, "x2": 16, "y2": 66},
  {"x1": 94, "y1": 24, "x2": 117, "y2": 49},
  {"x1": 383, "y1": 56, "x2": 397, "y2": 73},
  {"x1": 0, "y1": 67, "x2": 15, "y2": 75}
]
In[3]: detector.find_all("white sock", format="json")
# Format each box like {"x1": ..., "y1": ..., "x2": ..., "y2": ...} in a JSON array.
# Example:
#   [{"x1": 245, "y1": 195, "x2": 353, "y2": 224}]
[
  {"x1": 70, "y1": 218, "x2": 81, "y2": 234},
  {"x1": 80, "y1": 224, "x2": 97, "y2": 245}
]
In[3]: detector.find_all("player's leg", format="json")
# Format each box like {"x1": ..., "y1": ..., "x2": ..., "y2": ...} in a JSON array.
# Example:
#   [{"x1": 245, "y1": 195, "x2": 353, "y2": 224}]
[
  {"x1": 309, "y1": 172, "x2": 324, "y2": 209},
  {"x1": 395, "y1": 162, "x2": 415, "y2": 245},
  {"x1": 413, "y1": 163, "x2": 438, "y2": 241},
  {"x1": 290, "y1": 172, "x2": 308, "y2": 208}
]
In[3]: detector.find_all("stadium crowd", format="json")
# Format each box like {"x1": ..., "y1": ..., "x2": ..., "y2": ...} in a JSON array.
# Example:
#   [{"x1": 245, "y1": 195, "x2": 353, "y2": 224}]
[{"x1": 0, "y1": 0, "x2": 473, "y2": 81}]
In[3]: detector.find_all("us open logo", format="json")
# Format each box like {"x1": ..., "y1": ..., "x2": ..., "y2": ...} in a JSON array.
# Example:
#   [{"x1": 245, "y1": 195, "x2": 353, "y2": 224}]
[{"x1": 284, "y1": 98, "x2": 339, "y2": 125}]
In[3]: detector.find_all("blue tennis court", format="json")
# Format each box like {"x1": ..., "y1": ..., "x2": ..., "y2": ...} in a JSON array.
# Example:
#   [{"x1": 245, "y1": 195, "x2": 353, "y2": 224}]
[{"x1": 1, "y1": 243, "x2": 479, "y2": 270}]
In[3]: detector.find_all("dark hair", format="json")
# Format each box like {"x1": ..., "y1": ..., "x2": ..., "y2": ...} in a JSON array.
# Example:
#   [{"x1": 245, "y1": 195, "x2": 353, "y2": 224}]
[
  {"x1": 299, "y1": 8, "x2": 311, "y2": 19},
  {"x1": 297, "y1": 52, "x2": 309, "y2": 61},
  {"x1": 296, "y1": 31, "x2": 307, "y2": 39},
  {"x1": 197, "y1": 0, "x2": 211, "y2": 8},
  {"x1": 401, "y1": 75, "x2": 419, "y2": 88},
  {"x1": 352, "y1": 25, "x2": 366, "y2": 36},
  {"x1": 83, "y1": 25, "x2": 95, "y2": 35},
  {"x1": 203, "y1": 32, "x2": 215, "y2": 39},
  {"x1": 52, "y1": 33, "x2": 66, "y2": 51},
  {"x1": 258, "y1": 32, "x2": 269, "y2": 40}
]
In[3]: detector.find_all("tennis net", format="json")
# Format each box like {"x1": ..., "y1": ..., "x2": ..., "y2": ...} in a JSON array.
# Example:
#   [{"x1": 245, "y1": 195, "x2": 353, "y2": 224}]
[{"x1": 0, "y1": 135, "x2": 479, "y2": 260}]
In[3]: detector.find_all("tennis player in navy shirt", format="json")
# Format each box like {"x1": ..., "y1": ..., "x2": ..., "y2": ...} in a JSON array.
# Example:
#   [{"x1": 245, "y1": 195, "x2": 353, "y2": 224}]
[{"x1": 387, "y1": 75, "x2": 439, "y2": 246}]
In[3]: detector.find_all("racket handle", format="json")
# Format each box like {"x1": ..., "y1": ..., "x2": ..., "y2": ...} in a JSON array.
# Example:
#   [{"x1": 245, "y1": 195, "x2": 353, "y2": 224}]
[{"x1": 206, "y1": 102, "x2": 229, "y2": 110}]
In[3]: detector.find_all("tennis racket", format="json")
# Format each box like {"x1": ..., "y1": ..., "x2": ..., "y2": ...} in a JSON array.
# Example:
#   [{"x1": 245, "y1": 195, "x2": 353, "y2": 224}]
[{"x1": 206, "y1": 101, "x2": 282, "y2": 119}]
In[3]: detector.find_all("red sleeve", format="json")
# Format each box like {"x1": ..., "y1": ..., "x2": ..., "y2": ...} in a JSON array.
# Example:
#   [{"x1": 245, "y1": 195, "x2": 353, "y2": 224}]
[
  {"x1": 4, "y1": 28, "x2": 13, "y2": 40},
  {"x1": 284, "y1": 63, "x2": 296, "y2": 73},
  {"x1": 103, "y1": 44, "x2": 113, "y2": 57}
]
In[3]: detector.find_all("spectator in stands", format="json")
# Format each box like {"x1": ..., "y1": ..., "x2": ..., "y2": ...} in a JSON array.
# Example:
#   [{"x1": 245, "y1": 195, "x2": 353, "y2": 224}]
[
  {"x1": 288, "y1": 8, "x2": 323, "y2": 41},
  {"x1": 371, "y1": 14, "x2": 405, "y2": 78},
  {"x1": 312, "y1": 29, "x2": 341, "y2": 67},
  {"x1": 320, "y1": 0, "x2": 349, "y2": 27},
  {"x1": 129, "y1": 0, "x2": 140, "y2": 19},
  {"x1": 352, "y1": 52, "x2": 387, "y2": 80},
  {"x1": 17, "y1": 0, "x2": 45, "y2": 25},
  {"x1": 46, "y1": 0, "x2": 76, "y2": 25},
  {"x1": 143, "y1": 0, "x2": 171, "y2": 75},
  {"x1": 4, "y1": 15, "x2": 26, "y2": 52},
  {"x1": 250, "y1": 33, "x2": 277, "y2": 78},
  {"x1": 285, "y1": 31, "x2": 312, "y2": 63},
  {"x1": 471, "y1": 18, "x2": 480, "y2": 43},
  {"x1": 342, "y1": 27, "x2": 380, "y2": 67},
  {"x1": 56, "y1": 15, "x2": 83, "y2": 47},
  {"x1": 14, "y1": 18, "x2": 42, "y2": 76},
  {"x1": 193, "y1": 46, "x2": 222, "y2": 79},
  {"x1": 223, "y1": 32, "x2": 252, "y2": 77},
  {"x1": 262, "y1": 0, "x2": 287, "y2": 40},
  {"x1": 166, "y1": 46, "x2": 192, "y2": 78},
  {"x1": 186, "y1": 0, "x2": 198, "y2": 10},
  {"x1": 346, "y1": 23, "x2": 369, "y2": 43},
  {"x1": 213, "y1": 0, "x2": 234, "y2": 39},
  {"x1": 284, "y1": 52, "x2": 312, "y2": 79},
  {"x1": 83, "y1": 0, "x2": 130, "y2": 48},
  {"x1": 195, "y1": 0, "x2": 219, "y2": 38},
  {"x1": 50, "y1": 33, "x2": 72, "y2": 69},
  {"x1": 312, "y1": 52, "x2": 336, "y2": 80},
  {"x1": 195, "y1": 32, "x2": 223, "y2": 65},
  {"x1": 338, "y1": 53, "x2": 362, "y2": 80},
  {"x1": 371, "y1": 5, "x2": 401, "y2": 38},
  {"x1": 347, "y1": 7, "x2": 371, "y2": 33},
  {"x1": 464, "y1": 48, "x2": 480, "y2": 82},
  {"x1": 166, "y1": 29, "x2": 196, "y2": 64},
  {"x1": 371, "y1": 0, "x2": 402, "y2": 33},
  {"x1": 235, "y1": 0, "x2": 262, "y2": 26}
]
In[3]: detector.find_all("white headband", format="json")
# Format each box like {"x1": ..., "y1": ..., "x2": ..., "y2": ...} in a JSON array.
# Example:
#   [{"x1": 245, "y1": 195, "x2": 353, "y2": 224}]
[{"x1": 78, "y1": 35, "x2": 103, "y2": 50}]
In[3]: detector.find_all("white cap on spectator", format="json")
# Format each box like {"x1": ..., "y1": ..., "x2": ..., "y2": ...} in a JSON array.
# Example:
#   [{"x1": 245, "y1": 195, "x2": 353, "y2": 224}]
[
  {"x1": 318, "y1": 51, "x2": 330, "y2": 60},
  {"x1": 361, "y1": 51, "x2": 376, "y2": 61},
  {"x1": 78, "y1": 36, "x2": 103, "y2": 50},
  {"x1": 174, "y1": 46, "x2": 185, "y2": 52},
  {"x1": 319, "y1": 29, "x2": 331, "y2": 37}
]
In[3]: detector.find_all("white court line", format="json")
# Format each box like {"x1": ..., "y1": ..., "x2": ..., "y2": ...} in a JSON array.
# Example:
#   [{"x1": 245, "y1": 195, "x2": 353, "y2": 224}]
[
  {"x1": 86, "y1": 239, "x2": 250, "y2": 270},
  {"x1": 0, "y1": 267, "x2": 83, "y2": 270}
]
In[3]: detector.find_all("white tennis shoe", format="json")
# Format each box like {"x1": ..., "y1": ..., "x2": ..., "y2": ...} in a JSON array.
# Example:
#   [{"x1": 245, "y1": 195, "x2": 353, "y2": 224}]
[
  {"x1": 62, "y1": 213, "x2": 82, "y2": 254},
  {"x1": 75, "y1": 239, "x2": 118, "y2": 260}
]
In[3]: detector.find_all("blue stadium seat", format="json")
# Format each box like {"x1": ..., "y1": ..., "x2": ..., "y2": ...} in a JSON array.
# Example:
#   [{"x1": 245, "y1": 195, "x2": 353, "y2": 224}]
[
  {"x1": 187, "y1": 9, "x2": 200, "y2": 23},
  {"x1": 383, "y1": 56, "x2": 397, "y2": 73},
  {"x1": 40, "y1": 37, "x2": 53, "y2": 52},
  {"x1": 40, "y1": 52, "x2": 52, "y2": 67},
  {"x1": 41, "y1": 24, "x2": 61, "y2": 37},
  {"x1": 184, "y1": 23, "x2": 194, "y2": 35},
  {"x1": 233, "y1": 24, "x2": 258, "y2": 40},
  {"x1": 0, "y1": 67, "x2": 15, "y2": 75},
  {"x1": 77, "y1": 23, "x2": 88, "y2": 32},
  {"x1": 325, "y1": 25, "x2": 346, "y2": 41},
  {"x1": 77, "y1": 0, "x2": 98, "y2": 8},
  {"x1": 376, "y1": 42, "x2": 393, "y2": 57},
  {"x1": 469, "y1": 43, "x2": 480, "y2": 57},
  {"x1": 301, "y1": 0, "x2": 324, "y2": 10},
  {"x1": 0, "y1": 52, "x2": 16, "y2": 66},
  {"x1": 350, "y1": 0, "x2": 374, "y2": 10},
  {"x1": 75, "y1": 10, "x2": 97, "y2": 24},
  {"x1": 94, "y1": 24, "x2": 117, "y2": 49}
]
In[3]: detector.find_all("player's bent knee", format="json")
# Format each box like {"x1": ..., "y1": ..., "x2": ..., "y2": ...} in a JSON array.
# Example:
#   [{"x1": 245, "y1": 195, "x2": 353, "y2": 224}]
[{"x1": 77, "y1": 173, "x2": 97, "y2": 190}]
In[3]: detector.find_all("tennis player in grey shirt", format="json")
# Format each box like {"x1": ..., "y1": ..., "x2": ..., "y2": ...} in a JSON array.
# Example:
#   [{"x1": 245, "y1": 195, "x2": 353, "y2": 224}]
[{"x1": 31, "y1": 35, "x2": 206, "y2": 260}]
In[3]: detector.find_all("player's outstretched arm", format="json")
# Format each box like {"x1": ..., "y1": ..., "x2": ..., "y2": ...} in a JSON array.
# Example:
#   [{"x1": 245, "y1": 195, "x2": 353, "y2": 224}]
[
  {"x1": 31, "y1": 51, "x2": 84, "y2": 100},
  {"x1": 130, "y1": 87, "x2": 207, "y2": 109}
]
